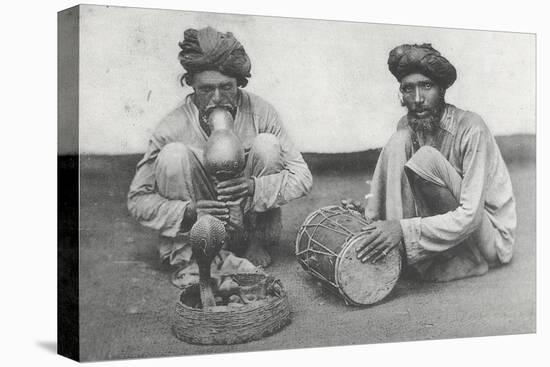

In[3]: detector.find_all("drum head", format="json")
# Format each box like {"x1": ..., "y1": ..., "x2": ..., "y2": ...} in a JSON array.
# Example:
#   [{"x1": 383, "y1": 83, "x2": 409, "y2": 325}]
[{"x1": 336, "y1": 234, "x2": 401, "y2": 305}]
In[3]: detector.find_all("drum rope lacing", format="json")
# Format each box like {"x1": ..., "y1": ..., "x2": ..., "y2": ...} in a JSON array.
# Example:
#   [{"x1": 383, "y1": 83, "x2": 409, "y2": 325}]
[
  {"x1": 296, "y1": 207, "x2": 359, "y2": 258},
  {"x1": 295, "y1": 206, "x2": 401, "y2": 306}
]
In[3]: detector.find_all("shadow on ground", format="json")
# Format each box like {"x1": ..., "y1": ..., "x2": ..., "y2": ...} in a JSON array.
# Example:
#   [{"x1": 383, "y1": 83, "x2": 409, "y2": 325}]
[
  {"x1": 36, "y1": 341, "x2": 57, "y2": 354},
  {"x1": 76, "y1": 135, "x2": 536, "y2": 361}
]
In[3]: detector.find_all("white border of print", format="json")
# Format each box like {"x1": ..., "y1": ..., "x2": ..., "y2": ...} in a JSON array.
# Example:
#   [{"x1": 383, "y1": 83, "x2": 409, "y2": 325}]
[{"x1": 2, "y1": 1, "x2": 546, "y2": 367}]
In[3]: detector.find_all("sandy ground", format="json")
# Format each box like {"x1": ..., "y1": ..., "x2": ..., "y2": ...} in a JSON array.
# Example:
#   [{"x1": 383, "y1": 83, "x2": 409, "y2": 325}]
[{"x1": 78, "y1": 143, "x2": 535, "y2": 361}]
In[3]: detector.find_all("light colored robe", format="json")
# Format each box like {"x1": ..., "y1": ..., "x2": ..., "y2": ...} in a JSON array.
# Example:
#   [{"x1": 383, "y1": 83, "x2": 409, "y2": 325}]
[
  {"x1": 128, "y1": 89, "x2": 312, "y2": 237},
  {"x1": 366, "y1": 104, "x2": 516, "y2": 278}
]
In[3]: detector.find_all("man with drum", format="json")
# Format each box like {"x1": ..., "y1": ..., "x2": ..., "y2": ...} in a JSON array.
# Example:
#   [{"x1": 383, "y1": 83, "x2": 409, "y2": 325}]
[
  {"x1": 345, "y1": 43, "x2": 516, "y2": 282},
  {"x1": 128, "y1": 26, "x2": 312, "y2": 271}
]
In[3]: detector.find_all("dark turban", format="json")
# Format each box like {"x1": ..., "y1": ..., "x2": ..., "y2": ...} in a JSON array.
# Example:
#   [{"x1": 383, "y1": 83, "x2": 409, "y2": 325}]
[
  {"x1": 388, "y1": 43, "x2": 457, "y2": 89},
  {"x1": 178, "y1": 26, "x2": 251, "y2": 87}
]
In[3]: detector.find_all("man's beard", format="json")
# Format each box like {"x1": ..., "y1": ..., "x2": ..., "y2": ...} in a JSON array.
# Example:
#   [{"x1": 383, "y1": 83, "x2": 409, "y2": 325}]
[{"x1": 407, "y1": 104, "x2": 445, "y2": 133}]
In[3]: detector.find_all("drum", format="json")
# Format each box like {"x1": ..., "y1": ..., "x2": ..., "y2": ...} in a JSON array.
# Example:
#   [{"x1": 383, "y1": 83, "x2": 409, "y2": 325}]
[{"x1": 295, "y1": 206, "x2": 401, "y2": 305}]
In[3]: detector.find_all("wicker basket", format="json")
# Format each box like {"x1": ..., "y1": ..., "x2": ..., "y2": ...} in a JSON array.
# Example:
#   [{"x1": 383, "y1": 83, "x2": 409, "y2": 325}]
[{"x1": 173, "y1": 273, "x2": 291, "y2": 345}]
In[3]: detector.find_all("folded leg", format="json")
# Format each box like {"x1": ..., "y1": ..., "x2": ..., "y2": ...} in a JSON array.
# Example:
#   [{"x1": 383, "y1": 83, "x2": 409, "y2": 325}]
[
  {"x1": 240, "y1": 133, "x2": 284, "y2": 267},
  {"x1": 154, "y1": 142, "x2": 217, "y2": 265},
  {"x1": 404, "y1": 146, "x2": 499, "y2": 282}
]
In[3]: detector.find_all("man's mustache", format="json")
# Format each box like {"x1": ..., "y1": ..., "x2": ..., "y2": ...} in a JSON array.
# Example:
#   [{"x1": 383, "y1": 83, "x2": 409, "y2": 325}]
[
  {"x1": 202, "y1": 104, "x2": 238, "y2": 126},
  {"x1": 205, "y1": 103, "x2": 235, "y2": 115},
  {"x1": 411, "y1": 105, "x2": 430, "y2": 113}
]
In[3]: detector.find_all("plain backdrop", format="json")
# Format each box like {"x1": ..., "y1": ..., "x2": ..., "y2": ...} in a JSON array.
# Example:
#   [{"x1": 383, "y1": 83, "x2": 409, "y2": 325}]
[
  {"x1": 0, "y1": 0, "x2": 547, "y2": 367},
  {"x1": 73, "y1": 5, "x2": 535, "y2": 154}
]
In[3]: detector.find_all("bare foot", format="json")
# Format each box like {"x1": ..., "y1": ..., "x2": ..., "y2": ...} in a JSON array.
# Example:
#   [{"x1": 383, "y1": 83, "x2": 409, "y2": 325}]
[
  {"x1": 423, "y1": 255, "x2": 489, "y2": 282},
  {"x1": 244, "y1": 244, "x2": 272, "y2": 268}
]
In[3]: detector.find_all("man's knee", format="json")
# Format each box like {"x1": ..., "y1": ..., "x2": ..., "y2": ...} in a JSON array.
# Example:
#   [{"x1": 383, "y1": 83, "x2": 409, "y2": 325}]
[
  {"x1": 250, "y1": 133, "x2": 282, "y2": 170},
  {"x1": 156, "y1": 142, "x2": 193, "y2": 178},
  {"x1": 406, "y1": 146, "x2": 461, "y2": 215},
  {"x1": 405, "y1": 146, "x2": 440, "y2": 179},
  {"x1": 412, "y1": 145, "x2": 442, "y2": 162},
  {"x1": 407, "y1": 145, "x2": 460, "y2": 190}
]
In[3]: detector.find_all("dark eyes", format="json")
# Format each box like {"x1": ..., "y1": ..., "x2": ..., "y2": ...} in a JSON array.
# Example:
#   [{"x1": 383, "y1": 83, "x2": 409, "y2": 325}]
[
  {"x1": 198, "y1": 85, "x2": 234, "y2": 93},
  {"x1": 199, "y1": 86, "x2": 214, "y2": 93},
  {"x1": 402, "y1": 83, "x2": 432, "y2": 93}
]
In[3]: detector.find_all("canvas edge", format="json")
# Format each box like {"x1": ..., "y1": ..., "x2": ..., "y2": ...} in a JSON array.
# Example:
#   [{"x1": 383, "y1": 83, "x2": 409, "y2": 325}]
[{"x1": 57, "y1": 4, "x2": 80, "y2": 362}]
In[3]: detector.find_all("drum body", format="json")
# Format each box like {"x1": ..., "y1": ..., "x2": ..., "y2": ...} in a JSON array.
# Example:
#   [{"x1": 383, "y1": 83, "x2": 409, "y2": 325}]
[{"x1": 295, "y1": 206, "x2": 401, "y2": 305}]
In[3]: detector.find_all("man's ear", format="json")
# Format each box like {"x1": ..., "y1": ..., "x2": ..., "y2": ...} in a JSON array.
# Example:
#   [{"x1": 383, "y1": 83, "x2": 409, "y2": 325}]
[
  {"x1": 184, "y1": 73, "x2": 195, "y2": 88},
  {"x1": 398, "y1": 91, "x2": 405, "y2": 106},
  {"x1": 439, "y1": 88, "x2": 447, "y2": 103}
]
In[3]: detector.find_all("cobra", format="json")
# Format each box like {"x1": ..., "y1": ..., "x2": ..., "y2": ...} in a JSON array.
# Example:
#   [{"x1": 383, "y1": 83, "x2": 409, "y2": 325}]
[{"x1": 189, "y1": 215, "x2": 226, "y2": 310}]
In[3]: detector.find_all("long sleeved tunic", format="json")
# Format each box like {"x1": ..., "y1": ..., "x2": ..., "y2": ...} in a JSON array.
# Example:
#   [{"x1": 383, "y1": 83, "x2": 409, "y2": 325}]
[
  {"x1": 127, "y1": 90, "x2": 312, "y2": 237},
  {"x1": 366, "y1": 104, "x2": 516, "y2": 265}
]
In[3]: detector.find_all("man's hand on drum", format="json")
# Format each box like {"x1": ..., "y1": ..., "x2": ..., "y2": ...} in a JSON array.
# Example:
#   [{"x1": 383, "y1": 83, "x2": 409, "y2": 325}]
[
  {"x1": 216, "y1": 177, "x2": 255, "y2": 202},
  {"x1": 356, "y1": 220, "x2": 404, "y2": 263},
  {"x1": 341, "y1": 198, "x2": 365, "y2": 215}
]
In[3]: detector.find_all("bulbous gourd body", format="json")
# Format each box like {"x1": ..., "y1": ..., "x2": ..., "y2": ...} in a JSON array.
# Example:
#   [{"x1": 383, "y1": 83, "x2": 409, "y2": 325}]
[{"x1": 203, "y1": 108, "x2": 245, "y2": 180}]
